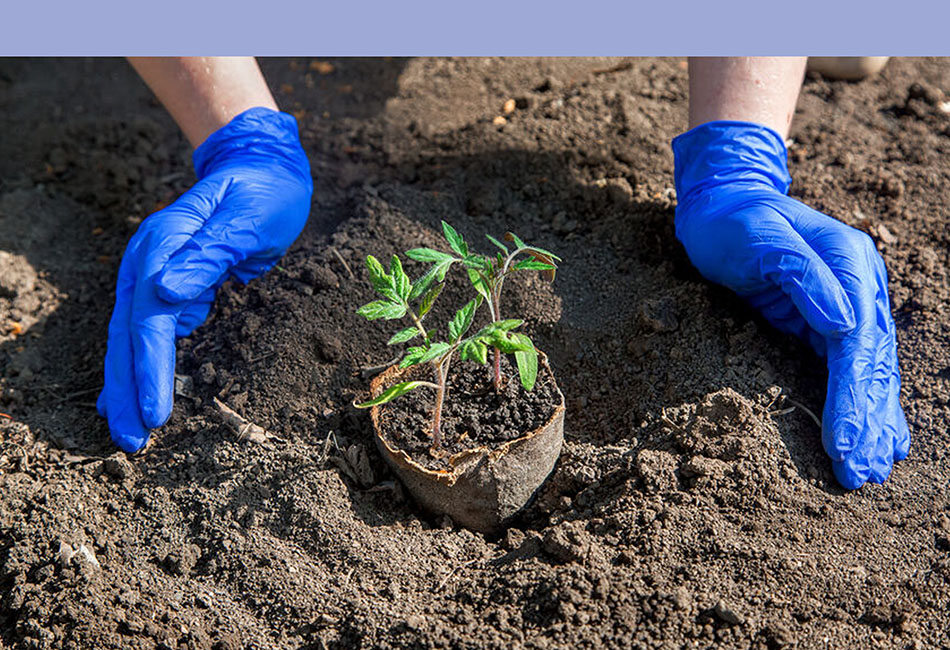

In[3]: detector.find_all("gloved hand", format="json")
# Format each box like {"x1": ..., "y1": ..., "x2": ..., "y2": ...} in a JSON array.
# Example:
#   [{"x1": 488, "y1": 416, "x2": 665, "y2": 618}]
[
  {"x1": 98, "y1": 107, "x2": 312, "y2": 452},
  {"x1": 672, "y1": 121, "x2": 909, "y2": 489}
]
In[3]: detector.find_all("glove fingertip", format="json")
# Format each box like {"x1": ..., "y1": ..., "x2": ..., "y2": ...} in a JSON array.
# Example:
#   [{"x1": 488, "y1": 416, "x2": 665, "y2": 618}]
[
  {"x1": 141, "y1": 405, "x2": 171, "y2": 430},
  {"x1": 894, "y1": 419, "x2": 911, "y2": 461},
  {"x1": 112, "y1": 429, "x2": 150, "y2": 454}
]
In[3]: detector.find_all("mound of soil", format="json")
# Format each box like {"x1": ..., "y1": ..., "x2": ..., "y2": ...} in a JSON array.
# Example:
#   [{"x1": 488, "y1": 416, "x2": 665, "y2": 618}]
[
  {"x1": 2, "y1": 57, "x2": 950, "y2": 649},
  {"x1": 377, "y1": 355, "x2": 560, "y2": 470}
]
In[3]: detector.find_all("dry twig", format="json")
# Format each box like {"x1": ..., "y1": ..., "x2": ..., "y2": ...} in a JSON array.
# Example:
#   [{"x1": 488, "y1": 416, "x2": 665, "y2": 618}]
[
  {"x1": 213, "y1": 398, "x2": 280, "y2": 444},
  {"x1": 329, "y1": 247, "x2": 355, "y2": 280},
  {"x1": 785, "y1": 397, "x2": 822, "y2": 429}
]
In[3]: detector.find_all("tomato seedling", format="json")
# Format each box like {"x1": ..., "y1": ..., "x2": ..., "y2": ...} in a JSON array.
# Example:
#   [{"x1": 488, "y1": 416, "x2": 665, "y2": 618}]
[{"x1": 354, "y1": 221, "x2": 559, "y2": 451}]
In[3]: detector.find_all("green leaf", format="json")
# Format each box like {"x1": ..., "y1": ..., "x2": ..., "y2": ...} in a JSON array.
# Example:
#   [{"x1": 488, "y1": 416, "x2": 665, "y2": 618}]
[
  {"x1": 513, "y1": 259, "x2": 557, "y2": 271},
  {"x1": 387, "y1": 327, "x2": 419, "y2": 345},
  {"x1": 467, "y1": 268, "x2": 491, "y2": 301},
  {"x1": 408, "y1": 265, "x2": 437, "y2": 301},
  {"x1": 417, "y1": 342, "x2": 452, "y2": 364},
  {"x1": 474, "y1": 319, "x2": 523, "y2": 339},
  {"x1": 356, "y1": 381, "x2": 430, "y2": 408},
  {"x1": 357, "y1": 300, "x2": 407, "y2": 321},
  {"x1": 462, "y1": 254, "x2": 491, "y2": 272},
  {"x1": 406, "y1": 248, "x2": 455, "y2": 263},
  {"x1": 485, "y1": 234, "x2": 508, "y2": 254},
  {"x1": 400, "y1": 346, "x2": 427, "y2": 368},
  {"x1": 366, "y1": 255, "x2": 398, "y2": 301},
  {"x1": 493, "y1": 319, "x2": 524, "y2": 332},
  {"x1": 449, "y1": 299, "x2": 479, "y2": 341},
  {"x1": 442, "y1": 221, "x2": 468, "y2": 257},
  {"x1": 390, "y1": 255, "x2": 411, "y2": 301},
  {"x1": 418, "y1": 283, "x2": 443, "y2": 317},
  {"x1": 479, "y1": 329, "x2": 533, "y2": 354},
  {"x1": 408, "y1": 258, "x2": 455, "y2": 301},
  {"x1": 459, "y1": 340, "x2": 488, "y2": 364},
  {"x1": 504, "y1": 231, "x2": 527, "y2": 250},
  {"x1": 512, "y1": 333, "x2": 538, "y2": 391}
]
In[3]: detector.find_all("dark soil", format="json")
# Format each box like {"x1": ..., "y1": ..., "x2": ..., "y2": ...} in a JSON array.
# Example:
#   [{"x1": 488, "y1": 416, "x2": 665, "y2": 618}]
[
  {"x1": 375, "y1": 354, "x2": 561, "y2": 470},
  {"x1": 2, "y1": 57, "x2": 950, "y2": 649}
]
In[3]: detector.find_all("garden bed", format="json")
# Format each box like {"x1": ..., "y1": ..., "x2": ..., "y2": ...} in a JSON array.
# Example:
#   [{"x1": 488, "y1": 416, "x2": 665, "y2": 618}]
[{"x1": 1, "y1": 57, "x2": 950, "y2": 649}]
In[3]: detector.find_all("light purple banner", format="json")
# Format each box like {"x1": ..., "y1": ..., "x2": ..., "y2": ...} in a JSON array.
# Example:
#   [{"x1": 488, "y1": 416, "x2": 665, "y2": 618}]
[{"x1": 3, "y1": 0, "x2": 948, "y2": 55}]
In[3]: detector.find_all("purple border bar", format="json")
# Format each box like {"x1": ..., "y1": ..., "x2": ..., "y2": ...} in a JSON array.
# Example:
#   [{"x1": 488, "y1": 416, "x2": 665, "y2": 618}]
[{"x1": 3, "y1": 0, "x2": 949, "y2": 56}]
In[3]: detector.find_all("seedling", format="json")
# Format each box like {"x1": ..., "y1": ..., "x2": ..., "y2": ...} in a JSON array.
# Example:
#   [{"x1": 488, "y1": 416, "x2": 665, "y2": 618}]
[{"x1": 353, "y1": 222, "x2": 559, "y2": 451}]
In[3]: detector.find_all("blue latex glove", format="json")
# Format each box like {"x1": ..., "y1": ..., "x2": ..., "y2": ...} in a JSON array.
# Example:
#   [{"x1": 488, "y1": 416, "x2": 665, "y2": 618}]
[
  {"x1": 672, "y1": 121, "x2": 909, "y2": 489},
  {"x1": 98, "y1": 107, "x2": 312, "y2": 452}
]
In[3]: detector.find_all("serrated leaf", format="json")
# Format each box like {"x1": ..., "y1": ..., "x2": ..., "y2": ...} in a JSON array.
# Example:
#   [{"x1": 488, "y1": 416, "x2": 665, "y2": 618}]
[
  {"x1": 417, "y1": 342, "x2": 452, "y2": 365},
  {"x1": 485, "y1": 234, "x2": 508, "y2": 254},
  {"x1": 406, "y1": 248, "x2": 455, "y2": 263},
  {"x1": 408, "y1": 265, "x2": 437, "y2": 301},
  {"x1": 409, "y1": 258, "x2": 455, "y2": 301},
  {"x1": 504, "y1": 231, "x2": 527, "y2": 250},
  {"x1": 356, "y1": 381, "x2": 429, "y2": 408},
  {"x1": 493, "y1": 319, "x2": 524, "y2": 332},
  {"x1": 357, "y1": 300, "x2": 407, "y2": 321},
  {"x1": 400, "y1": 346, "x2": 427, "y2": 368},
  {"x1": 366, "y1": 255, "x2": 398, "y2": 301},
  {"x1": 419, "y1": 283, "x2": 443, "y2": 317},
  {"x1": 511, "y1": 333, "x2": 538, "y2": 391},
  {"x1": 433, "y1": 258, "x2": 455, "y2": 282},
  {"x1": 387, "y1": 327, "x2": 419, "y2": 345},
  {"x1": 462, "y1": 254, "x2": 491, "y2": 272},
  {"x1": 442, "y1": 221, "x2": 468, "y2": 257},
  {"x1": 390, "y1": 255, "x2": 411, "y2": 301},
  {"x1": 449, "y1": 299, "x2": 479, "y2": 341},
  {"x1": 459, "y1": 340, "x2": 488, "y2": 364},
  {"x1": 513, "y1": 259, "x2": 557, "y2": 271},
  {"x1": 474, "y1": 319, "x2": 523, "y2": 339},
  {"x1": 479, "y1": 329, "x2": 533, "y2": 354}
]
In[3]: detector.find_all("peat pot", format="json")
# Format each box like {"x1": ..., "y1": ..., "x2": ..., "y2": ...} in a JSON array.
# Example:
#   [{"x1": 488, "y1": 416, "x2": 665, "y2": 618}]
[{"x1": 369, "y1": 353, "x2": 565, "y2": 534}]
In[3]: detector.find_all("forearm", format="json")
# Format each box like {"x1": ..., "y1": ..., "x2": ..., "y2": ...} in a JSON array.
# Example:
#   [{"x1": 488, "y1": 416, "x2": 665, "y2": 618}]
[
  {"x1": 128, "y1": 57, "x2": 278, "y2": 147},
  {"x1": 687, "y1": 57, "x2": 807, "y2": 139}
]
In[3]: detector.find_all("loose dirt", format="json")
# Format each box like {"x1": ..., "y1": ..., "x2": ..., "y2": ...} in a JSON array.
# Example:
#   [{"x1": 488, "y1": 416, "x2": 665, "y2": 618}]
[{"x1": 2, "y1": 57, "x2": 950, "y2": 649}]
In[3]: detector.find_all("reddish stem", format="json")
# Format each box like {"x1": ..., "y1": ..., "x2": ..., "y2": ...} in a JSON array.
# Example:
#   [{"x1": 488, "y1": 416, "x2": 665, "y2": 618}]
[
  {"x1": 492, "y1": 348, "x2": 502, "y2": 391},
  {"x1": 431, "y1": 358, "x2": 449, "y2": 449}
]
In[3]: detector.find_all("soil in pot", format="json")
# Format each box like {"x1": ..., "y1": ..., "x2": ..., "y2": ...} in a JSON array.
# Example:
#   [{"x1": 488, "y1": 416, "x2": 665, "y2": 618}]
[{"x1": 376, "y1": 355, "x2": 560, "y2": 471}]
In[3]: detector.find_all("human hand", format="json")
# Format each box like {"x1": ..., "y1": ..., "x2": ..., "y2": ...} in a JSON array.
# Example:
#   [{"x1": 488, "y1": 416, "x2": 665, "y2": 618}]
[
  {"x1": 98, "y1": 108, "x2": 312, "y2": 452},
  {"x1": 672, "y1": 121, "x2": 909, "y2": 489}
]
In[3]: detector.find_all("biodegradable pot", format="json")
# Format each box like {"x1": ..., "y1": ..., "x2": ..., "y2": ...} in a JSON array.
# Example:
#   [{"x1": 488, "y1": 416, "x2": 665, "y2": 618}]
[{"x1": 369, "y1": 353, "x2": 565, "y2": 534}]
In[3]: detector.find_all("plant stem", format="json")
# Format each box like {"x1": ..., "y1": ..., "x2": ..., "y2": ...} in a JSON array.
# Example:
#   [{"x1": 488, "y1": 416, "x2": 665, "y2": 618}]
[
  {"x1": 408, "y1": 309, "x2": 429, "y2": 343},
  {"x1": 492, "y1": 348, "x2": 502, "y2": 391},
  {"x1": 431, "y1": 354, "x2": 451, "y2": 449},
  {"x1": 490, "y1": 286, "x2": 503, "y2": 391}
]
